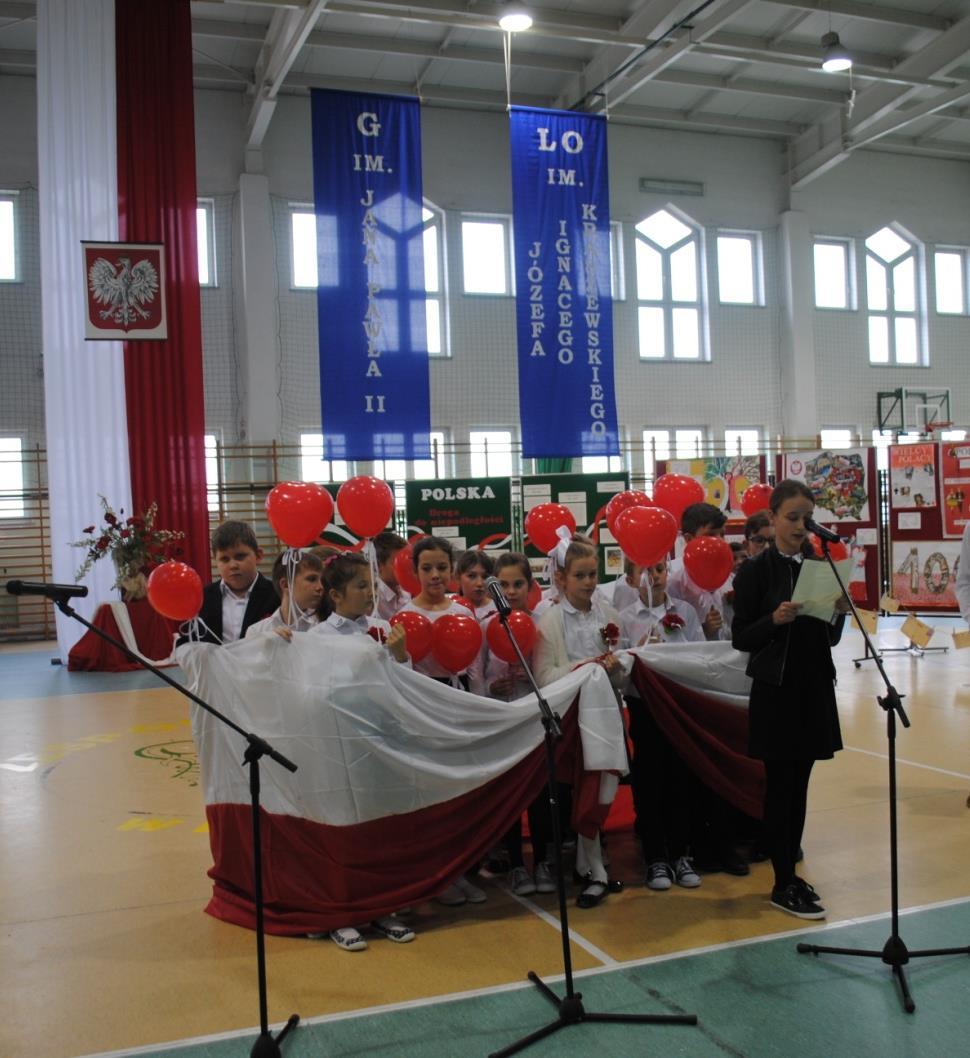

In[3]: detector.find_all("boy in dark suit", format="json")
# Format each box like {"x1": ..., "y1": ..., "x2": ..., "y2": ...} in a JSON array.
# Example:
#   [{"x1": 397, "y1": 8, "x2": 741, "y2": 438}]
[{"x1": 196, "y1": 520, "x2": 278, "y2": 643}]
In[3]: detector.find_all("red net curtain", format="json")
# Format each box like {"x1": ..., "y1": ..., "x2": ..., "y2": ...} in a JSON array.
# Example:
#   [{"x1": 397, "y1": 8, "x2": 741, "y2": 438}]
[{"x1": 115, "y1": 0, "x2": 211, "y2": 580}]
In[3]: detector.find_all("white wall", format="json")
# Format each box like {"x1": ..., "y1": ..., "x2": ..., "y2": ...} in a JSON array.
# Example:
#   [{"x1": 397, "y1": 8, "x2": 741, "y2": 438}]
[{"x1": 3, "y1": 75, "x2": 970, "y2": 465}]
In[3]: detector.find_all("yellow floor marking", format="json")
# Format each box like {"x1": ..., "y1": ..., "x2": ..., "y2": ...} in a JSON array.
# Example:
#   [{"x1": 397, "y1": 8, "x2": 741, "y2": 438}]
[{"x1": 116, "y1": 816, "x2": 184, "y2": 832}]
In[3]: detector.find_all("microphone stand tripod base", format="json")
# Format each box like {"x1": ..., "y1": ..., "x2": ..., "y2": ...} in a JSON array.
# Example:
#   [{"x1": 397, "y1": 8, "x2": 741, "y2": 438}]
[{"x1": 251, "y1": 1015, "x2": 300, "y2": 1057}]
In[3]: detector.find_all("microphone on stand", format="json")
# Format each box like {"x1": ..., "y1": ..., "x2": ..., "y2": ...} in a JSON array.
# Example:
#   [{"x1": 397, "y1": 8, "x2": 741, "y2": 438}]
[
  {"x1": 805, "y1": 518, "x2": 841, "y2": 544},
  {"x1": 484, "y1": 576, "x2": 512, "y2": 617},
  {"x1": 6, "y1": 580, "x2": 89, "y2": 601}
]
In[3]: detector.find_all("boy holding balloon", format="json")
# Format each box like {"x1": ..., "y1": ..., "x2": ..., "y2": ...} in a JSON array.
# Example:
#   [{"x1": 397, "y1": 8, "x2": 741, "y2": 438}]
[
  {"x1": 373, "y1": 531, "x2": 413, "y2": 621},
  {"x1": 244, "y1": 550, "x2": 324, "y2": 638},
  {"x1": 666, "y1": 503, "x2": 733, "y2": 641}
]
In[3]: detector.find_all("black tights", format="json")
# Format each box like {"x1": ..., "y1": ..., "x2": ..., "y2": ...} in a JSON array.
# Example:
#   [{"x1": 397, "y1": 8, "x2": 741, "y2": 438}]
[{"x1": 763, "y1": 759, "x2": 815, "y2": 891}]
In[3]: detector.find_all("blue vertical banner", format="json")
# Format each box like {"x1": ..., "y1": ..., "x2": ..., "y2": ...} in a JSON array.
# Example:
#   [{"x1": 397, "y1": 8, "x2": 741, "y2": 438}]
[
  {"x1": 310, "y1": 89, "x2": 431, "y2": 461},
  {"x1": 510, "y1": 107, "x2": 619, "y2": 459}
]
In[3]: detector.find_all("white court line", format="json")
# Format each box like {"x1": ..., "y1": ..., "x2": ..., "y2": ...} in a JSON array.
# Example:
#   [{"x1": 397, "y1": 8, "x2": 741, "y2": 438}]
[
  {"x1": 844, "y1": 743, "x2": 970, "y2": 782},
  {"x1": 75, "y1": 894, "x2": 970, "y2": 1058},
  {"x1": 504, "y1": 885, "x2": 618, "y2": 966}
]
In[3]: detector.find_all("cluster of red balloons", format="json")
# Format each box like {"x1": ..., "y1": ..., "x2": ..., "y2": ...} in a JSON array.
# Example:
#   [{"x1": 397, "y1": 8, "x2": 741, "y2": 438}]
[
  {"x1": 389, "y1": 610, "x2": 483, "y2": 673},
  {"x1": 147, "y1": 562, "x2": 203, "y2": 621},
  {"x1": 265, "y1": 474, "x2": 396, "y2": 548}
]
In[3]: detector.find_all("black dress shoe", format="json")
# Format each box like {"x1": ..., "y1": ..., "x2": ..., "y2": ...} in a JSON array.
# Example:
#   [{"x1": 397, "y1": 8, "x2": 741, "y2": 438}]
[{"x1": 576, "y1": 878, "x2": 623, "y2": 909}]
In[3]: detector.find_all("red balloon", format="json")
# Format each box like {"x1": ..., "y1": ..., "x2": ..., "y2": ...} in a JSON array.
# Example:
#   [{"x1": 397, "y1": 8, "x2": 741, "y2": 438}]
[
  {"x1": 392, "y1": 545, "x2": 422, "y2": 596},
  {"x1": 147, "y1": 562, "x2": 203, "y2": 622},
  {"x1": 485, "y1": 610, "x2": 537, "y2": 665},
  {"x1": 810, "y1": 534, "x2": 849, "y2": 562},
  {"x1": 613, "y1": 506, "x2": 678, "y2": 567},
  {"x1": 389, "y1": 610, "x2": 433, "y2": 662},
  {"x1": 524, "y1": 503, "x2": 576, "y2": 554},
  {"x1": 683, "y1": 536, "x2": 734, "y2": 592},
  {"x1": 265, "y1": 481, "x2": 334, "y2": 547},
  {"x1": 605, "y1": 490, "x2": 654, "y2": 537},
  {"x1": 430, "y1": 614, "x2": 483, "y2": 673},
  {"x1": 526, "y1": 580, "x2": 543, "y2": 611},
  {"x1": 452, "y1": 594, "x2": 476, "y2": 612},
  {"x1": 653, "y1": 474, "x2": 705, "y2": 523},
  {"x1": 740, "y1": 483, "x2": 773, "y2": 517},
  {"x1": 336, "y1": 475, "x2": 394, "y2": 539}
]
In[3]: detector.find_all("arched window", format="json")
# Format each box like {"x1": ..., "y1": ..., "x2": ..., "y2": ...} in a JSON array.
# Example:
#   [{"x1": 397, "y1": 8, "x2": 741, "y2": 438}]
[
  {"x1": 865, "y1": 225, "x2": 922, "y2": 365},
  {"x1": 635, "y1": 208, "x2": 704, "y2": 360}
]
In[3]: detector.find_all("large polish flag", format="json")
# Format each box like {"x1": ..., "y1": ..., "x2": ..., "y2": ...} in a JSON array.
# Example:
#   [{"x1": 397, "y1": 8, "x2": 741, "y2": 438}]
[{"x1": 179, "y1": 635, "x2": 629, "y2": 936}]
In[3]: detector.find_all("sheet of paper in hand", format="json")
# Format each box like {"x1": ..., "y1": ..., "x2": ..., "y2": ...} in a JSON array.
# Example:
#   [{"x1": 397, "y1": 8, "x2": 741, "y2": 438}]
[{"x1": 790, "y1": 558, "x2": 854, "y2": 621}]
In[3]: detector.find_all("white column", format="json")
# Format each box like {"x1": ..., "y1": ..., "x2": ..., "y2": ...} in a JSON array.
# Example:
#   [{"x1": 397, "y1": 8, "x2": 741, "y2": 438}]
[
  {"x1": 233, "y1": 173, "x2": 281, "y2": 444},
  {"x1": 778, "y1": 211, "x2": 819, "y2": 442},
  {"x1": 37, "y1": 0, "x2": 132, "y2": 659}
]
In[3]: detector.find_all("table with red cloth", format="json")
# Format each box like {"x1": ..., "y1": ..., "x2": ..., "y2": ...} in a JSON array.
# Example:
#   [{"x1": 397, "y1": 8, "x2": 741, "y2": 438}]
[{"x1": 68, "y1": 598, "x2": 179, "y2": 671}]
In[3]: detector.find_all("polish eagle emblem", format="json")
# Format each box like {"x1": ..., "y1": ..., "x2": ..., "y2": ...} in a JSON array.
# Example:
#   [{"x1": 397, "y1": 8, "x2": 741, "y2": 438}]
[{"x1": 88, "y1": 255, "x2": 160, "y2": 329}]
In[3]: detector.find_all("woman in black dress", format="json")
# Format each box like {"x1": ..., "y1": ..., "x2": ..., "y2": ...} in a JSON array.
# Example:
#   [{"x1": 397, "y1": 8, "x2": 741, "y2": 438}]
[{"x1": 732, "y1": 479, "x2": 849, "y2": 919}]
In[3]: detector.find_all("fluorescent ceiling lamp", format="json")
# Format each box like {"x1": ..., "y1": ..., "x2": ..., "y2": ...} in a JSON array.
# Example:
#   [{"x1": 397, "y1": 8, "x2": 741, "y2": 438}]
[
  {"x1": 499, "y1": 8, "x2": 533, "y2": 32},
  {"x1": 821, "y1": 31, "x2": 852, "y2": 73}
]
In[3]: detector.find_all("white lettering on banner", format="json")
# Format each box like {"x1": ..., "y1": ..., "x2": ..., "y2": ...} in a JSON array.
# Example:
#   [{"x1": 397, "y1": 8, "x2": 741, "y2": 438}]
[
  {"x1": 353, "y1": 154, "x2": 386, "y2": 172},
  {"x1": 357, "y1": 112, "x2": 381, "y2": 137},
  {"x1": 419, "y1": 486, "x2": 497, "y2": 501},
  {"x1": 365, "y1": 394, "x2": 386, "y2": 413},
  {"x1": 547, "y1": 168, "x2": 576, "y2": 186},
  {"x1": 581, "y1": 201, "x2": 606, "y2": 435},
  {"x1": 536, "y1": 128, "x2": 585, "y2": 155},
  {"x1": 528, "y1": 242, "x2": 545, "y2": 356}
]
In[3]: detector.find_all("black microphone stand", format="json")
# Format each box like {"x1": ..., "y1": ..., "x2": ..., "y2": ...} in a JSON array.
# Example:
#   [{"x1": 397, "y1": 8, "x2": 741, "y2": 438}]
[
  {"x1": 793, "y1": 544, "x2": 969, "y2": 1013},
  {"x1": 485, "y1": 590, "x2": 696, "y2": 1058},
  {"x1": 49, "y1": 592, "x2": 300, "y2": 1055}
]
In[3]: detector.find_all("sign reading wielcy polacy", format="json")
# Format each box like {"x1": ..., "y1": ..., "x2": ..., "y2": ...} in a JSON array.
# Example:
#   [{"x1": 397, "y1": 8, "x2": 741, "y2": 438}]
[
  {"x1": 310, "y1": 89, "x2": 432, "y2": 462},
  {"x1": 510, "y1": 107, "x2": 618, "y2": 460},
  {"x1": 82, "y1": 241, "x2": 167, "y2": 341}
]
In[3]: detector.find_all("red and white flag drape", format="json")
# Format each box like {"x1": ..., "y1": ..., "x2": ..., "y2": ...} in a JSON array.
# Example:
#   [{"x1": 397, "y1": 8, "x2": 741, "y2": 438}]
[{"x1": 179, "y1": 635, "x2": 629, "y2": 936}]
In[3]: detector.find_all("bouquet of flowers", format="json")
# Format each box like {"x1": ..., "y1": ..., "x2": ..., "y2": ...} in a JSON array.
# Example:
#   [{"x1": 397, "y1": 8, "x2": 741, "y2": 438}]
[{"x1": 71, "y1": 496, "x2": 184, "y2": 595}]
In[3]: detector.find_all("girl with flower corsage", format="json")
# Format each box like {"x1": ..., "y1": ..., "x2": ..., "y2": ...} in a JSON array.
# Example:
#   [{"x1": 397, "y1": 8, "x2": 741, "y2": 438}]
[
  {"x1": 619, "y1": 559, "x2": 705, "y2": 893},
  {"x1": 534, "y1": 532, "x2": 627, "y2": 909}
]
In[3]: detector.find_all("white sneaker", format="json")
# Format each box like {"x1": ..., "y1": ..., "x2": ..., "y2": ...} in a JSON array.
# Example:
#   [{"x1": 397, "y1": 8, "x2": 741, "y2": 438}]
[
  {"x1": 371, "y1": 916, "x2": 416, "y2": 943},
  {"x1": 674, "y1": 856, "x2": 701, "y2": 889},
  {"x1": 454, "y1": 875, "x2": 487, "y2": 903},
  {"x1": 328, "y1": 927, "x2": 367, "y2": 951},
  {"x1": 509, "y1": 866, "x2": 537, "y2": 896},
  {"x1": 534, "y1": 861, "x2": 556, "y2": 894},
  {"x1": 435, "y1": 883, "x2": 467, "y2": 906}
]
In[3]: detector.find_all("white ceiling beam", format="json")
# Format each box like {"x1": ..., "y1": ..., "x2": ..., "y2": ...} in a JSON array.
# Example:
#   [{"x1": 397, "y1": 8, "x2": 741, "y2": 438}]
[
  {"x1": 591, "y1": 0, "x2": 755, "y2": 111},
  {"x1": 847, "y1": 79, "x2": 970, "y2": 150},
  {"x1": 865, "y1": 134, "x2": 970, "y2": 161},
  {"x1": 703, "y1": 30, "x2": 896, "y2": 70},
  {"x1": 0, "y1": 2, "x2": 34, "y2": 20},
  {"x1": 656, "y1": 67, "x2": 845, "y2": 104},
  {"x1": 333, "y1": 0, "x2": 623, "y2": 35},
  {"x1": 763, "y1": 0, "x2": 950, "y2": 33},
  {"x1": 611, "y1": 100, "x2": 803, "y2": 137},
  {"x1": 789, "y1": 10, "x2": 970, "y2": 187},
  {"x1": 246, "y1": 0, "x2": 328, "y2": 149}
]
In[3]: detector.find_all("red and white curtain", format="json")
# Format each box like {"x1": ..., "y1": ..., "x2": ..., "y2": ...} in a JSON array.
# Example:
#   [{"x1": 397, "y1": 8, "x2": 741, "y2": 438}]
[{"x1": 37, "y1": 0, "x2": 208, "y2": 658}]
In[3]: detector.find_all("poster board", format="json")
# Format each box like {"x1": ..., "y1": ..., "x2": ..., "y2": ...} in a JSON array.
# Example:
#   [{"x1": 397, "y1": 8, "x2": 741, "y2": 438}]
[
  {"x1": 779, "y1": 448, "x2": 878, "y2": 610},
  {"x1": 890, "y1": 540, "x2": 962, "y2": 610},
  {"x1": 657, "y1": 455, "x2": 767, "y2": 521},
  {"x1": 940, "y1": 440, "x2": 970, "y2": 539},
  {"x1": 520, "y1": 471, "x2": 628, "y2": 584},
  {"x1": 405, "y1": 477, "x2": 513, "y2": 551}
]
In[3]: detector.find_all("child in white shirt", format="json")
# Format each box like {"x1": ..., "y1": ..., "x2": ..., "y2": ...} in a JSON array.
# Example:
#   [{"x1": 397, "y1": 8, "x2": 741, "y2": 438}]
[{"x1": 244, "y1": 550, "x2": 323, "y2": 639}]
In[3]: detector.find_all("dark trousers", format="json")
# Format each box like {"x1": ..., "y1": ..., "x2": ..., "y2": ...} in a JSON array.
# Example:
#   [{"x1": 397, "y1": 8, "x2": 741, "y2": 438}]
[
  {"x1": 504, "y1": 793, "x2": 555, "y2": 869},
  {"x1": 763, "y1": 758, "x2": 815, "y2": 890},
  {"x1": 627, "y1": 696, "x2": 693, "y2": 864}
]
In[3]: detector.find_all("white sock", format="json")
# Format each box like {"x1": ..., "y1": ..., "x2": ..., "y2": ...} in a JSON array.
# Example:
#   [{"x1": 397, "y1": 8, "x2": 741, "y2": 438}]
[{"x1": 577, "y1": 832, "x2": 607, "y2": 884}]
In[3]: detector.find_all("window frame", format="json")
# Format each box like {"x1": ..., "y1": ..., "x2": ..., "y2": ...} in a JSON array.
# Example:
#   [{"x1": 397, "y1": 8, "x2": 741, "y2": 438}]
[
  {"x1": 0, "y1": 192, "x2": 18, "y2": 283},
  {"x1": 812, "y1": 236, "x2": 854, "y2": 311},
  {"x1": 864, "y1": 225, "x2": 925, "y2": 367},
  {"x1": 469, "y1": 429, "x2": 518, "y2": 478},
  {"x1": 422, "y1": 202, "x2": 449, "y2": 357},
  {"x1": 819, "y1": 427, "x2": 855, "y2": 450},
  {"x1": 716, "y1": 230, "x2": 763, "y2": 306},
  {"x1": 460, "y1": 213, "x2": 514, "y2": 297},
  {"x1": 299, "y1": 432, "x2": 352, "y2": 485},
  {"x1": 933, "y1": 245, "x2": 970, "y2": 316},
  {"x1": 723, "y1": 427, "x2": 760, "y2": 457},
  {"x1": 634, "y1": 207, "x2": 706, "y2": 362},
  {"x1": 609, "y1": 220, "x2": 626, "y2": 302},
  {"x1": 0, "y1": 436, "x2": 26, "y2": 519},
  {"x1": 196, "y1": 198, "x2": 216, "y2": 288}
]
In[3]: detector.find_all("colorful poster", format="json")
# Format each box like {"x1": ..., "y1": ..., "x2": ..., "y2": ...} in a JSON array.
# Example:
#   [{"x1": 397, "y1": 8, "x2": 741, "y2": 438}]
[
  {"x1": 889, "y1": 444, "x2": 937, "y2": 509},
  {"x1": 782, "y1": 448, "x2": 870, "y2": 523},
  {"x1": 510, "y1": 107, "x2": 618, "y2": 459},
  {"x1": 940, "y1": 441, "x2": 970, "y2": 538},
  {"x1": 310, "y1": 89, "x2": 431, "y2": 461},
  {"x1": 891, "y1": 540, "x2": 962, "y2": 609},
  {"x1": 661, "y1": 455, "x2": 764, "y2": 516}
]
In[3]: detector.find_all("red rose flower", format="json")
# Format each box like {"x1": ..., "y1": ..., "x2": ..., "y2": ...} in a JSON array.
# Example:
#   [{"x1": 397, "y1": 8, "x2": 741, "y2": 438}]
[
  {"x1": 660, "y1": 611, "x2": 686, "y2": 631},
  {"x1": 367, "y1": 625, "x2": 387, "y2": 644},
  {"x1": 600, "y1": 622, "x2": 620, "y2": 649}
]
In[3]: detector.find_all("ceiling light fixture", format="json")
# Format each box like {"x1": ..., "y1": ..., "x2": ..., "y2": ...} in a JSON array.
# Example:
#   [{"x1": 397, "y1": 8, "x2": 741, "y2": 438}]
[
  {"x1": 821, "y1": 31, "x2": 852, "y2": 73},
  {"x1": 498, "y1": 7, "x2": 533, "y2": 32}
]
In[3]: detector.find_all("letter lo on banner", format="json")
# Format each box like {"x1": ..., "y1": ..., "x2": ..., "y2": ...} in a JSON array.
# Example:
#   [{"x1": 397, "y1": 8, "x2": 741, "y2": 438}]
[
  {"x1": 509, "y1": 107, "x2": 619, "y2": 459},
  {"x1": 310, "y1": 89, "x2": 431, "y2": 461}
]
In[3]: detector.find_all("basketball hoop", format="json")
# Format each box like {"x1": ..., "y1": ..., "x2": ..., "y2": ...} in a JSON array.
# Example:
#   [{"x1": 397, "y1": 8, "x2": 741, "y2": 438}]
[{"x1": 926, "y1": 420, "x2": 952, "y2": 434}]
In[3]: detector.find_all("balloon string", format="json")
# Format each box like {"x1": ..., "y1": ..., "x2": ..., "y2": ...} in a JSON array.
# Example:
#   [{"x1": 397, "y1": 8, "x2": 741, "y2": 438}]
[{"x1": 363, "y1": 538, "x2": 380, "y2": 618}]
